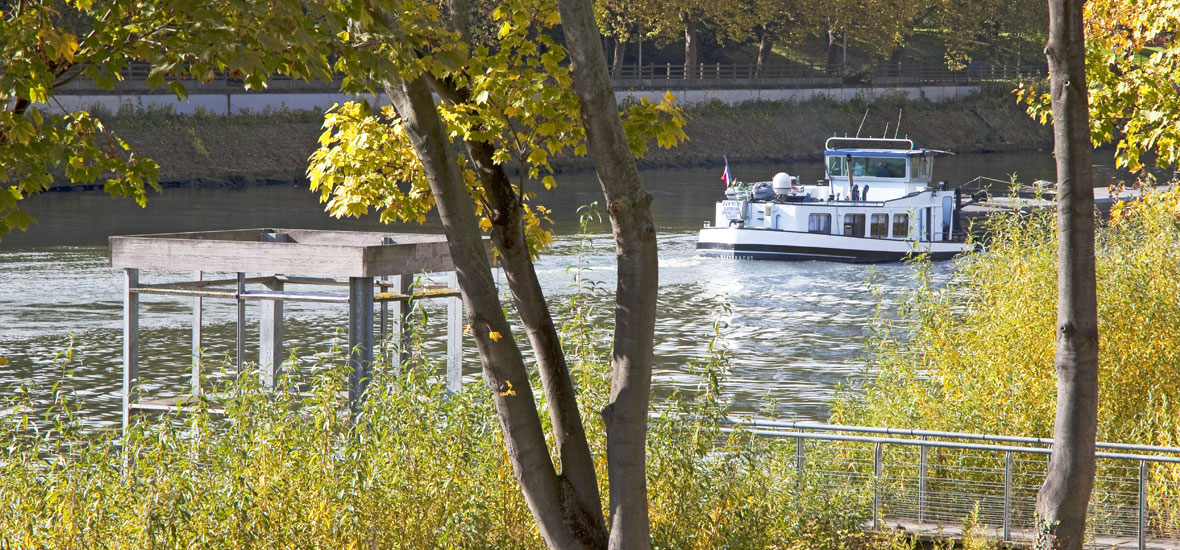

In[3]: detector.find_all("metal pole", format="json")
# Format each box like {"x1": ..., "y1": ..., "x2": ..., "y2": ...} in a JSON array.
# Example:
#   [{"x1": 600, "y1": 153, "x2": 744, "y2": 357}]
[
  {"x1": 874, "y1": 441, "x2": 883, "y2": 530},
  {"x1": 796, "y1": 428, "x2": 805, "y2": 489},
  {"x1": 259, "y1": 278, "x2": 283, "y2": 387},
  {"x1": 446, "y1": 271, "x2": 463, "y2": 392},
  {"x1": 1004, "y1": 451, "x2": 1013, "y2": 541},
  {"x1": 393, "y1": 274, "x2": 413, "y2": 367},
  {"x1": 347, "y1": 277, "x2": 375, "y2": 412},
  {"x1": 379, "y1": 277, "x2": 389, "y2": 363},
  {"x1": 236, "y1": 272, "x2": 245, "y2": 375},
  {"x1": 192, "y1": 271, "x2": 202, "y2": 396},
  {"x1": 1139, "y1": 460, "x2": 1148, "y2": 550},
  {"x1": 919, "y1": 438, "x2": 928, "y2": 523},
  {"x1": 122, "y1": 268, "x2": 139, "y2": 433}
]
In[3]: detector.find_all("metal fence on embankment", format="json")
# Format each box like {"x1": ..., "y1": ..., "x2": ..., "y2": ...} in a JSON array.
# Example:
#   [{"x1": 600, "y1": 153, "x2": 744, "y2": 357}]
[
  {"x1": 726, "y1": 419, "x2": 1180, "y2": 549},
  {"x1": 609, "y1": 62, "x2": 1048, "y2": 90},
  {"x1": 54, "y1": 61, "x2": 1048, "y2": 95}
]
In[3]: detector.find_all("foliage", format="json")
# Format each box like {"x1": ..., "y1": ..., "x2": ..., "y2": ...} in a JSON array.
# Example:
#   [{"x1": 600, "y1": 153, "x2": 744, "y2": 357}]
[
  {"x1": 833, "y1": 189, "x2": 1180, "y2": 529},
  {"x1": 306, "y1": 0, "x2": 685, "y2": 258},
  {"x1": 1019, "y1": 0, "x2": 1180, "y2": 173}
]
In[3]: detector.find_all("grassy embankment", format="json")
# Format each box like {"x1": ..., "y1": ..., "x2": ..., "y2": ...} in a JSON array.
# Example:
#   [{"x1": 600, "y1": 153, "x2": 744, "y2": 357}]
[{"x1": 79, "y1": 88, "x2": 1050, "y2": 190}]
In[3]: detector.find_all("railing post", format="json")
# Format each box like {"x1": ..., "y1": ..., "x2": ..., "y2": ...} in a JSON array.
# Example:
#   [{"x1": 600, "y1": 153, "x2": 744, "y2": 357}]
[
  {"x1": 919, "y1": 438, "x2": 928, "y2": 523},
  {"x1": 1139, "y1": 460, "x2": 1148, "y2": 550},
  {"x1": 1004, "y1": 451, "x2": 1013, "y2": 542},
  {"x1": 874, "y1": 441, "x2": 883, "y2": 530}
]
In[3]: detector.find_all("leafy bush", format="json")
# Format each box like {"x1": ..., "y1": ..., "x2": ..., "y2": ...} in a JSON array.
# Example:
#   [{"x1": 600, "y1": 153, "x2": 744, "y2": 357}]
[{"x1": 833, "y1": 188, "x2": 1180, "y2": 534}]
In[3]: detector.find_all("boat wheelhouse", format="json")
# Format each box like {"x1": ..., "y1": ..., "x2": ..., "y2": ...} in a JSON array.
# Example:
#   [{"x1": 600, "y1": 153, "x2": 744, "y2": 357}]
[{"x1": 697, "y1": 137, "x2": 971, "y2": 262}]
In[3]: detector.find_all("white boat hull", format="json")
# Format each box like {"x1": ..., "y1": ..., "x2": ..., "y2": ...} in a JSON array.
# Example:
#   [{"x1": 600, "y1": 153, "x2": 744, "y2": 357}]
[{"x1": 697, "y1": 227, "x2": 970, "y2": 263}]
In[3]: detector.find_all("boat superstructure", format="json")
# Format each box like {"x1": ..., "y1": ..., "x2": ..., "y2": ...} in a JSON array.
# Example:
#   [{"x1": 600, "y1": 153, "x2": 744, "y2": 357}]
[{"x1": 697, "y1": 137, "x2": 972, "y2": 262}]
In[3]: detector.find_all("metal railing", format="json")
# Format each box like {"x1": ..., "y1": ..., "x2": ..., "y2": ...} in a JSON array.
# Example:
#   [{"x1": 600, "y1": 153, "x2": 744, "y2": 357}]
[
  {"x1": 54, "y1": 61, "x2": 1048, "y2": 95},
  {"x1": 725, "y1": 419, "x2": 1180, "y2": 549},
  {"x1": 609, "y1": 62, "x2": 1048, "y2": 90}
]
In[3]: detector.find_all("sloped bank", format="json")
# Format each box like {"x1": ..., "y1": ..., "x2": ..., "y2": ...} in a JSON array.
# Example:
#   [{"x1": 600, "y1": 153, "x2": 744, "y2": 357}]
[{"x1": 67, "y1": 93, "x2": 1050, "y2": 191}]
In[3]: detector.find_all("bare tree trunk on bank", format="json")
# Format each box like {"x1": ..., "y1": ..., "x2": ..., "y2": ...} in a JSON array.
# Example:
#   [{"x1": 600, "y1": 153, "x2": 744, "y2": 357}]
[
  {"x1": 383, "y1": 75, "x2": 606, "y2": 550},
  {"x1": 1035, "y1": 0, "x2": 1099, "y2": 547},
  {"x1": 826, "y1": 28, "x2": 844, "y2": 76},
  {"x1": 555, "y1": 0, "x2": 659, "y2": 547},
  {"x1": 756, "y1": 26, "x2": 774, "y2": 75},
  {"x1": 611, "y1": 39, "x2": 625, "y2": 79},
  {"x1": 683, "y1": 15, "x2": 698, "y2": 78}
]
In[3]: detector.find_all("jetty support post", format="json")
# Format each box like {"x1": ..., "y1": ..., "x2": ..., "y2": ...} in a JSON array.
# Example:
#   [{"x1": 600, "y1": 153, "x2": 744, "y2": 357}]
[
  {"x1": 348, "y1": 276, "x2": 375, "y2": 411},
  {"x1": 446, "y1": 271, "x2": 462, "y2": 392},
  {"x1": 260, "y1": 278, "x2": 283, "y2": 387},
  {"x1": 122, "y1": 268, "x2": 140, "y2": 433},
  {"x1": 235, "y1": 272, "x2": 246, "y2": 375},
  {"x1": 393, "y1": 274, "x2": 413, "y2": 368}
]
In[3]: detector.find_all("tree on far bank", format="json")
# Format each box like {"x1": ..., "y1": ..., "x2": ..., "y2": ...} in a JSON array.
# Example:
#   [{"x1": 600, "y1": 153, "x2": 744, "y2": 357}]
[{"x1": 1034, "y1": 0, "x2": 1098, "y2": 546}]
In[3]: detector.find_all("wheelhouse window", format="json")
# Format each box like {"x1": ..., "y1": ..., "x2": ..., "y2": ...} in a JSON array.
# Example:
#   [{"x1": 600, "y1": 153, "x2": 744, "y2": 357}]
[
  {"x1": 867, "y1": 157, "x2": 906, "y2": 178},
  {"x1": 892, "y1": 213, "x2": 909, "y2": 238},
  {"x1": 914, "y1": 155, "x2": 932, "y2": 180},
  {"x1": 827, "y1": 156, "x2": 845, "y2": 177},
  {"x1": 843, "y1": 214, "x2": 865, "y2": 237},
  {"x1": 870, "y1": 214, "x2": 888, "y2": 238},
  {"x1": 808, "y1": 213, "x2": 831, "y2": 233}
]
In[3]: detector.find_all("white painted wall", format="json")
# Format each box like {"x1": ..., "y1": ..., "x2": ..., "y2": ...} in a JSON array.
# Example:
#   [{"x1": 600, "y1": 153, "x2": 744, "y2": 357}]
[{"x1": 42, "y1": 86, "x2": 979, "y2": 116}]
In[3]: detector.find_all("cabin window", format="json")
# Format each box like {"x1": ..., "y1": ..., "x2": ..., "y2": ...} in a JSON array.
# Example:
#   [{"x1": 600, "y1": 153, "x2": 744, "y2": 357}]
[
  {"x1": 808, "y1": 213, "x2": 831, "y2": 233},
  {"x1": 827, "y1": 157, "x2": 845, "y2": 177},
  {"x1": 866, "y1": 157, "x2": 906, "y2": 178},
  {"x1": 892, "y1": 213, "x2": 909, "y2": 238},
  {"x1": 843, "y1": 214, "x2": 865, "y2": 237},
  {"x1": 914, "y1": 155, "x2": 932, "y2": 179},
  {"x1": 870, "y1": 214, "x2": 888, "y2": 238}
]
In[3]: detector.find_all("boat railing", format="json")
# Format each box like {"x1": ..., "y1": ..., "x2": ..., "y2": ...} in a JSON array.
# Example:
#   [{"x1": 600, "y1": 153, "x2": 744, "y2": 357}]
[{"x1": 825, "y1": 136, "x2": 915, "y2": 152}]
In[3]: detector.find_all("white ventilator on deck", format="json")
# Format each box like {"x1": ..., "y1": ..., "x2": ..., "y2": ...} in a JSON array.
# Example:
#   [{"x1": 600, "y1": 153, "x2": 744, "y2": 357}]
[{"x1": 110, "y1": 228, "x2": 478, "y2": 432}]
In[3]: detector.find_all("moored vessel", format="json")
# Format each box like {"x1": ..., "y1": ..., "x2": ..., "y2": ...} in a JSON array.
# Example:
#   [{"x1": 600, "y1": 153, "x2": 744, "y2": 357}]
[{"x1": 697, "y1": 137, "x2": 972, "y2": 262}]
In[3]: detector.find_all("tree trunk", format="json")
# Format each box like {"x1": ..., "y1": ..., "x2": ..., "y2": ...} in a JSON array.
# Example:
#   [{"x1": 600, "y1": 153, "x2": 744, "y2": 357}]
[
  {"x1": 756, "y1": 26, "x2": 774, "y2": 75},
  {"x1": 555, "y1": 0, "x2": 658, "y2": 548},
  {"x1": 383, "y1": 75, "x2": 601, "y2": 550},
  {"x1": 826, "y1": 28, "x2": 843, "y2": 75},
  {"x1": 1034, "y1": 0, "x2": 1099, "y2": 547},
  {"x1": 611, "y1": 38, "x2": 625, "y2": 79},
  {"x1": 428, "y1": 73, "x2": 608, "y2": 544},
  {"x1": 683, "y1": 15, "x2": 698, "y2": 78}
]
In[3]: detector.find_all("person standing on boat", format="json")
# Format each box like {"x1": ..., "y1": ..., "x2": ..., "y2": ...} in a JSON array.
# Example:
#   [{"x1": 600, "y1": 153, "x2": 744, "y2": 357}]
[
  {"x1": 851, "y1": 183, "x2": 861, "y2": 201},
  {"x1": 875, "y1": 161, "x2": 892, "y2": 177}
]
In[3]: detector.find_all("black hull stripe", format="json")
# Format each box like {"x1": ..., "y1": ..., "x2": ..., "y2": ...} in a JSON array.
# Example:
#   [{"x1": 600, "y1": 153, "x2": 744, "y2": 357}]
[{"x1": 696, "y1": 242, "x2": 960, "y2": 263}]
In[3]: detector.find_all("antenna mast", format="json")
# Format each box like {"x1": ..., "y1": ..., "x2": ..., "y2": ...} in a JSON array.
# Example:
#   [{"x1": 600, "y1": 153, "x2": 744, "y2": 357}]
[
  {"x1": 855, "y1": 109, "x2": 869, "y2": 138},
  {"x1": 894, "y1": 108, "x2": 903, "y2": 139}
]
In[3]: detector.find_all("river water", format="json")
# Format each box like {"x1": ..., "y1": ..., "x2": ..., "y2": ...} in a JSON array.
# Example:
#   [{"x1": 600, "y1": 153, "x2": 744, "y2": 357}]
[{"x1": 0, "y1": 150, "x2": 1133, "y2": 429}]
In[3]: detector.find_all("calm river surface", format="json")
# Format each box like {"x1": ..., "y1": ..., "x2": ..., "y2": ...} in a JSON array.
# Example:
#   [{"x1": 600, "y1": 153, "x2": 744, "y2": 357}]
[{"x1": 0, "y1": 150, "x2": 1131, "y2": 428}]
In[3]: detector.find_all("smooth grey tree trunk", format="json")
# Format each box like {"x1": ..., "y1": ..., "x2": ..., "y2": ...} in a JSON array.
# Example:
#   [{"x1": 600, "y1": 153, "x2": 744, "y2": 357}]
[
  {"x1": 555, "y1": 0, "x2": 659, "y2": 548},
  {"x1": 383, "y1": 75, "x2": 602, "y2": 550},
  {"x1": 424, "y1": 26, "x2": 608, "y2": 543},
  {"x1": 1034, "y1": 0, "x2": 1099, "y2": 547}
]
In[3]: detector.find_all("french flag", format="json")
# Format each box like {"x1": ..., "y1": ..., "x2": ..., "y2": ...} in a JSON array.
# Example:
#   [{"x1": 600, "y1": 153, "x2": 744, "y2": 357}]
[{"x1": 721, "y1": 155, "x2": 731, "y2": 186}]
